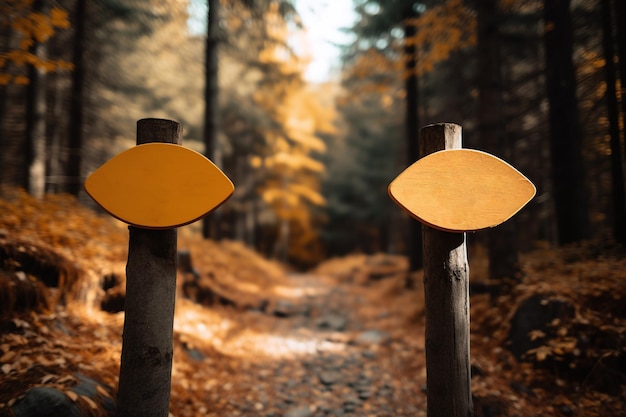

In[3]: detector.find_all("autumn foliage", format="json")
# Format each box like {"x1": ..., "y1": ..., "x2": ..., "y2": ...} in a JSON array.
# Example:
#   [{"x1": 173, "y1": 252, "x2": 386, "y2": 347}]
[
  {"x1": 0, "y1": 0, "x2": 72, "y2": 85},
  {"x1": 0, "y1": 188, "x2": 624, "y2": 416}
]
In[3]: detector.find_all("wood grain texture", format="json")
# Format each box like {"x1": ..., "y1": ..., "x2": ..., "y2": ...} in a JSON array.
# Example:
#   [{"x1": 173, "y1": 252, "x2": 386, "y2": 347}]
[
  {"x1": 389, "y1": 148, "x2": 535, "y2": 232},
  {"x1": 419, "y1": 123, "x2": 473, "y2": 417},
  {"x1": 84, "y1": 143, "x2": 234, "y2": 229}
]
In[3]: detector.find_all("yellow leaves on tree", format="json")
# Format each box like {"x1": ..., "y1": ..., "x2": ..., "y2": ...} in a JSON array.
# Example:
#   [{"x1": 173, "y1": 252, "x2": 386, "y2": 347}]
[
  {"x1": 0, "y1": 1, "x2": 72, "y2": 85},
  {"x1": 350, "y1": 48, "x2": 402, "y2": 83},
  {"x1": 342, "y1": 48, "x2": 403, "y2": 101},
  {"x1": 255, "y1": 90, "x2": 328, "y2": 263},
  {"x1": 350, "y1": 0, "x2": 477, "y2": 85},
  {"x1": 242, "y1": 4, "x2": 332, "y2": 264},
  {"x1": 407, "y1": 0, "x2": 477, "y2": 77}
]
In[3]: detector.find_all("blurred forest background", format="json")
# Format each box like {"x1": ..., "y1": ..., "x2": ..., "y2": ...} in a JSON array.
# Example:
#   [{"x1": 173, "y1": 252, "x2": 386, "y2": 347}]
[{"x1": 1, "y1": 0, "x2": 625, "y2": 272}]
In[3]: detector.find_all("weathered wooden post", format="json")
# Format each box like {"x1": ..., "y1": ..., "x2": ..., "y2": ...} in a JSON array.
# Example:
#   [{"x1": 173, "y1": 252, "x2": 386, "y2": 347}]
[
  {"x1": 389, "y1": 123, "x2": 535, "y2": 417},
  {"x1": 84, "y1": 118, "x2": 234, "y2": 417},
  {"x1": 117, "y1": 119, "x2": 180, "y2": 417},
  {"x1": 420, "y1": 124, "x2": 471, "y2": 417}
]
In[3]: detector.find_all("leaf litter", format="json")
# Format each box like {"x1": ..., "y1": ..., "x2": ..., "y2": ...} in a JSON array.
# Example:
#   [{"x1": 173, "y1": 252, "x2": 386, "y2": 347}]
[{"x1": 0, "y1": 187, "x2": 624, "y2": 416}]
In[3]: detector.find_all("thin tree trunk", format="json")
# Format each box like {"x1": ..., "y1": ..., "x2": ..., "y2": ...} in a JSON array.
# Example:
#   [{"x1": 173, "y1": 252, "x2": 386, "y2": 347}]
[
  {"x1": 601, "y1": 0, "x2": 626, "y2": 244},
  {"x1": 46, "y1": 72, "x2": 64, "y2": 194},
  {"x1": 614, "y1": 0, "x2": 626, "y2": 183},
  {"x1": 202, "y1": 0, "x2": 221, "y2": 239},
  {"x1": 246, "y1": 200, "x2": 256, "y2": 248},
  {"x1": 404, "y1": 8, "x2": 423, "y2": 275},
  {"x1": 0, "y1": 25, "x2": 13, "y2": 179},
  {"x1": 66, "y1": 0, "x2": 86, "y2": 196},
  {"x1": 477, "y1": 0, "x2": 519, "y2": 282},
  {"x1": 25, "y1": 0, "x2": 48, "y2": 198},
  {"x1": 273, "y1": 218, "x2": 290, "y2": 263},
  {"x1": 543, "y1": 0, "x2": 590, "y2": 244}
]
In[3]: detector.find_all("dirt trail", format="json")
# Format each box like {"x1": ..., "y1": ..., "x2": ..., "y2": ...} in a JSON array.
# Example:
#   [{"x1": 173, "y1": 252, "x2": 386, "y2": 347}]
[{"x1": 173, "y1": 272, "x2": 428, "y2": 417}]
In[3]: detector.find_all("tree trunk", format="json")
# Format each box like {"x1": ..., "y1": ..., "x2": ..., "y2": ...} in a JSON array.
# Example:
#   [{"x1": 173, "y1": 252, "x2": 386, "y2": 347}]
[
  {"x1": 24, "y1": 0, "x2": 48, "y2": 198},
  {"x1": 46, "y1": 72, "x2": 64, "y2": 194},
  {"x1": 65, "y1": 0, "x2": 86, "y2": 196},
  {"x1": 246, "y1": 199, "x2": 257, "y2": 248},
  {"x1": 202, "y1": 0, "x2": 221, "y2": 239},
  {"x1": 543, "y1": 0, "x2": 590, "y2": 244},
  {"x1": 0, "y1": 25, "x2": 13, "y2": 179},
  {"x1": 614, "y1": 0, "x2": 626, "y2": 183},
  {"x1": 477, "y1": 0, "x2": 520, "y2": 282},
  {"x1": 403, "y1": 8, "x2": 423, "y2": 274},
  {"x1": 273, "y1": 218, "x2": 290, "y2": 263},
  {"x1": 601, "y1": 0, "x2": 626, "y2": 244}
]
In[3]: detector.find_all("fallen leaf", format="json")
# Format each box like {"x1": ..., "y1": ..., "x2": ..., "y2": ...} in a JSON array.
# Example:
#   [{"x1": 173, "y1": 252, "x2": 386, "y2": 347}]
[
  {"x1": 65, "y1": 391, "x2": 78, "y2": 402},
  {"x1": 56, "y1": 375, "x2": 76, "y2": 384},
  {"x1": 80, "y1": 395, "x2": 98, "y2": 410},
  {"x1": 96, "y1": 384, "x2": 112, "y2": 399},
  {"x1": 40, "y1": 374, "x2": 55, "y2": 384},
  {"x1": 0, "y1": 350, "x2": 16, "y2": 362}
]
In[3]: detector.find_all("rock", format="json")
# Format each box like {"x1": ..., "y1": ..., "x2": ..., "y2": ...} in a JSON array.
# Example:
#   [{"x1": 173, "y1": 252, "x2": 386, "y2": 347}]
[
  {"x1": 247, "y1": 299, "x2": 269, "y2": 313},
  {"x1": 272, "y1": 300, "x2": 309, "y2": 318},
  {"x1": 343, "y1": 395, "x2": 361, "y2": 413},
  {"x1": 318, "y1": 370, "x2": 341, "y2": 386},
  {"x1": 186, "y1": 348, "x2": 205, "y2": 361},
  {"x1": 72, "y1": 374, "x2": 116, "y2": 414},
  {"x1": 508, "y1": 295, "x2": 575, "y2": 360},
  {"x1": 361, "y1": 349, "x2": 377, "y2": 359},
  {"x1": 72, "y1": 375, "x2": 98, "y2": 397},
  {"x1": 354, "y1": 330, "x2": 390, "y2": 346},
  {"x1": 283, "y1": 405, "x2": 313, "y2": 417},
  {"x1": 316, "y1": 314, "x2": 348, "y2": 331},
  {"x1": 352, "y1": 379, "x2": 371, "y2": 394},
  {"x1": 379, "y1": 383, "x2": 394, "y2": 398},
  {"x1": 12, "y1": 374, "x2": 116, "y2": 417},
  {"x1": 273, "y1": 300, "x2": 297, "y2": 317},
  {"x1": 12, "y1": 387, "x2": 82, "y2": 417},
  {"x1": 357, "y1": 389, "x2": 372, "y2": 400}
]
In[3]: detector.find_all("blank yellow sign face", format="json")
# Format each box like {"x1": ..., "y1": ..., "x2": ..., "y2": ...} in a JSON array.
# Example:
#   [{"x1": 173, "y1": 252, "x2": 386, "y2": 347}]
[
  {"x1": 85, "y1": 143, "x2": 234, "y2": 229},
  {"x1": 388, "y1": 149, "x2": 535, "y2": 232}
]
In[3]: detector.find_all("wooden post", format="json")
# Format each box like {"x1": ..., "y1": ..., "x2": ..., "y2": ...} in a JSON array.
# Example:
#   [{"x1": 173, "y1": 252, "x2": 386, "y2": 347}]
[
  {"x1": 389, "y1": 123, "x2": 533, "y2": 417},
  {"x1": 117, "y1": 118, "x2": 181, "y2": 417},
  {"x1": 420, "y1": 123, "x2": 473, "y2": 417}
]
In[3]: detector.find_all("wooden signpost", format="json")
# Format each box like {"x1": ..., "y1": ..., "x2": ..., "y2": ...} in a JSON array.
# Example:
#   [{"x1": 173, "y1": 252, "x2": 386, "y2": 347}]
[
  {"x1": 388, "y1": 123, "x2": 535, "y2": 417},
  {"x1": 85, "y1": 118, "x2": 233, "y2": 417}
]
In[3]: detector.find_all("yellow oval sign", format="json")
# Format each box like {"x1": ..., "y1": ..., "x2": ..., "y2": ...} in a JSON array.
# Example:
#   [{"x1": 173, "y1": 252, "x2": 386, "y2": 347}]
[
  {"x1": 85, "y1": 143, "x2": 234, "y2": 229},
  {"x1": 388, "y1": 149, "x2": 535, "y2": 232}
]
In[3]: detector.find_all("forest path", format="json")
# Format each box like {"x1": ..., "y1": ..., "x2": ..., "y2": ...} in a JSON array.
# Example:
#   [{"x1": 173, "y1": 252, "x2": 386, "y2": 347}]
[{"x1": 175, "y1": 271, "x2": 428, "y2": 417}]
